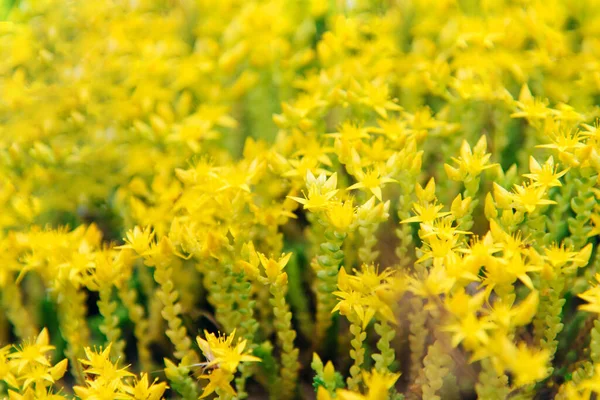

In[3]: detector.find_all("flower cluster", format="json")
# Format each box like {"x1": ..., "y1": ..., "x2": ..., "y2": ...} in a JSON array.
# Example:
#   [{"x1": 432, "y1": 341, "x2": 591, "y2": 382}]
[
  {"x1": 74, "y1": 344, "x2": 167, "y2": 400},
  {"x1": 196, "y1": 330, "x2": 260, "y2": 398},
  {"x1": 1, "y1": 0, "x2": 600, "y2": 399},
  {"x1": 0, "y1": 329, "x2": 68, "y2": 399}
]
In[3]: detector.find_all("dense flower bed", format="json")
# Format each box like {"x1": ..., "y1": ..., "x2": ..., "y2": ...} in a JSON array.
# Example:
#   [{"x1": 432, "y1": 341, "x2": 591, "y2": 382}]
[{"x1": 1, "y1": 0, "x2": 600, "y2": 399}]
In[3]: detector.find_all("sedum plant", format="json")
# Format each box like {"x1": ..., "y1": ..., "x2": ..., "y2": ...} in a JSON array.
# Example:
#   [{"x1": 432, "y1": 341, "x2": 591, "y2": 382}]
[{"x1": 1, "y1": 0, "x2": 600, "y2": 399}]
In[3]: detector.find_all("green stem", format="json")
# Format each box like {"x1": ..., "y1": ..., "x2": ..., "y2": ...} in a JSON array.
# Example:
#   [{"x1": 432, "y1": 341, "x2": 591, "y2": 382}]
[
  {"x1": 314, "y1": 227, "x2": 346, "y2": 344},
  {"x1": 97, "y1": 285, "x2": 125, "y2": 360},
  {"x1": 269, "y1": 282, "x2": 299, "y2": 399},
  {"x1": 347, "y1": 314, "x2": 366, "y2": 391},
  {"x1": 373, "y1": 320, "x2": 396, "y2": 372}
]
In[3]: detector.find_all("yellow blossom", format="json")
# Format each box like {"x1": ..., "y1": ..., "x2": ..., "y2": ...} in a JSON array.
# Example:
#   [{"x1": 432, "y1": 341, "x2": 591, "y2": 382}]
[
  {"x1": 123, "y1": 373, "x2": 168, "y2": 400},
  {"x1": 336, "y1": 369, "x2": 400, "y2": 400},
  {"x1": 500, "y1": 340, "x2": 550, "y2": 387},
  {"x1": 579, "y1": 275, "x2": 600, "y2": 314},
  {"x1": 257, "y1": 252, "x2": 292, "y2": 283},
  {"x1": 510, "y1": 84, "x2": 553, "y2": 120},
  {"x1": 445, "y1": 135, "x2": 497, "y2": 180},
  {"x1": 523, "y1": 156, "x2": 569, "y2": 188},
  {"x1": 402, "y1": 202, "x2": 451, "y2": 225},
  {"x1": 8, "y1": 328, "x2": 55, "y2": 374},
  {"x1": 196, "y1": 329, "x2": 261, "y2": 373},
  {"x1": 347, "y1": 168, "x2": 396, "y2": 201},
  {"x1": 288, "y1": 171, "x2": 339, "y2": 211},
  {"x1": 443, "y1": 313, "x2": 495, "y2": 349},
  {"x1": 326, "y1": 199, "x2": 356, "y2": 232}
]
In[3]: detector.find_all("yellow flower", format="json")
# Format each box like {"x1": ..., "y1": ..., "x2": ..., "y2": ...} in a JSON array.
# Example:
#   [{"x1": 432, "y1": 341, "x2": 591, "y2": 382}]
[
  {"x1": 504, "y1": 253, "x2": 541, "y2": 290},
  {"x1": 86, "y1": 249, "x2": 130, "y2": 290},
  {"x1": 336, "y1": 369, "x2": 400, "y2": 400},
  {"x1": 9, "y1": 388, "x2": 71, "y2": 400},
  {"x1": 510, "y1": 84, "x2": 553, "y2": 120},
  {"x1": 288, "y1": 171, "x2": 339, "y2": 211},
  {"x1": 356, "y1": 196, "x2": 390, "y2": 226},
  {"x1": 543, "y1": 242, "x2": 592, "y2": 271},
  {"x1": 237, "y1": 241, "x2": 260, "y2": 279},
  {"x1": 559, "y1": 381, "x2": 590, "y2": 400},
  {"x1": 445, "y1": 135, "x2": 497, "y2": 180},
  {"x1": 401, "y1": 202, "x2": 450, "y2": 225},
  {"x1": 257, "y1": 252, "x2": 292, "y2": 283},
  {"x1": 290, "y1": 135, "x2": 334, "y2": 167},
  {"x1": 445, "y1": 289, "x2": 486, "y2": 318},
  {"x1": 443, "y1": 313, "x2": 495, "y2": 349},
  {"x1": 588, "y1": 213, "x2": 600, "y2": 238},
  {"x1": 358, "y1": 80, "x2": 402, "y2": 119},
  {"x1": 420, "y1": 217, "x2": 470, "y2": 242},
  {"x1": 581, "y1": 120, "x2": 600, "y2": 142},
  {"x1": 19, "y1": 363, "x2": 56, "y2": 391},
  {"x1": 415, "y1": 178, "x2": 437, "y2": 203},
  {"x1": 579, "y1": 365, "x2": 600, "y2": 395},
  {"x1": 124, "y1": 373, "x2": 168, "y2": 400},
  {"x1": 196, "y1": 329, "x2": 261, "y2": 373},
  {"x1": 317, "y1": 386, "x2": 334, "y2": 400},
  {"x1": 450, "y1": 193, "x2": 473, "y2": 219},
  {"x1": 0, "y1": 345, "x2": 18, "y2": 388},
  {"x1": 417, "y1": 220, "x2": 466, "y2": 269},
  {"x1": 408, "y1": 265, "x2": 455, "y2": 297},
  {"x1": 327, "y1": 122, "x2": 372, "y2": 142},
  {"x1": 500, "y1": 340, "x2": 550, "y2": 387},
  {"x1": 523, "y1": 156, "x2": 569, "y2": 189},
  {"x1": 484, "y1": 291, "x2": 539, "y2": 330},
  {"x1": 142, "y1": 236, "x2": 188, "y2": 269},
  {"x1": 459, "y1": 232, "x2": 501, "y2": 272},
  {"x1": 537, "y1": 125, "x2": 585, "y2": 166},
  {"x1": 116, "y1": 226, "x2": 155, "y2": 255},
  {"x1": 8, "y1": 328, "x2": 55, "y2": 374},
  {"x1": 199, "y1": 368, "x2": 237, "y2": 399},
  {"x1": 326, "y1": 199, "x2": 356, "y2": 232},
  {"x1": 347, "y1": 168, "x2": 396, "y2": 201},
  {"x1": 332, "y1": 288, "x2": 376, "y2": 330},
  {"x1": 579, "y1": 275, "x2": 600, "y2": 314},
  {"x1": 78, "y1": 344, "x2": 134, "y2": 384},
  {"x1": 334, "y1": 266, "x2": 399, "y2": 328},
  {"x1": 74, "y1": 382, "x2": 130, "y2": 400},
  {"x1": 74, "y1": 343, "x2": 148, "y2": 400},
  {"x1": 496, "y1": 182, "x2": 556, "y2": 213}
]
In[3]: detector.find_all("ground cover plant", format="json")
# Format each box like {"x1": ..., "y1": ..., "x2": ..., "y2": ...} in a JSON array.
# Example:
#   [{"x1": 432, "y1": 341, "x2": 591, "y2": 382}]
[{"x1": 1, "y1": 0, "x2": 600, "y2": 398}]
